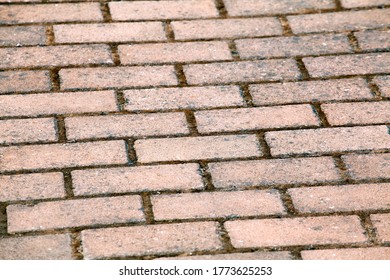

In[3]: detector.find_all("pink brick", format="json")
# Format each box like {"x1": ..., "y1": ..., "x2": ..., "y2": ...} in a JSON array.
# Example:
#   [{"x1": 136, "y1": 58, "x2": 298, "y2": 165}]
[
  {"x1": 0, "y1": 70, "x2": 50, "y2": 94},
  {"x1": 371, "y1": 213, "x2": 390, "y2": 242},
  {"x1": 342, "y1": 153, "x2": 390, "y2": 180},
  {"x1": 373, "y1": 76, "x2": 390, "y2": 97},
  {"x1": 160, "y1": 251, "x2": 292, "y2": 260},
  {"x1": 0, "y1": 26, "x2": 46, "y2": 46},
  {"x1": 354, "y1": 30, "x2": 390, "y2": 51},
  {"x1": 302, "y1": 247, "x2": 390, "y2": 260},
  {"x1": 341, "y1": 0, "x2": 390, "y2": 8}
]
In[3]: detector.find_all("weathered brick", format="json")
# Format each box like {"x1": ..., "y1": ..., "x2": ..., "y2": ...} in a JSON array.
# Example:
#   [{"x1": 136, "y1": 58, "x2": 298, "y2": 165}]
[
  {"x1": 342, "y1": 153, "x2": 390, "y2": 180},
  {"x1": 135, "y1": 135, "x2": 261, "y2": 163},
  {"x1": 302, "y1": 247, "x2": 390, "y2": 260},
  {"x1": 354, "y1": 30, "x2": 390, "y2": 51},
  {"x1": 0, "y1": 70, "x2": 50, "y2": 94},
  {"x1": 7, "y1": 195, "x2": 144, "y2": 233},
  {"x1": 81, "y1": 222, "x2": 222, "y2": 259},
  {"x1": 160, "y1": 251, "x2": 292, "y2": 260},
  {"x1": 225, "y1": 216, "x2": 366, "y2": 248},
  {"x1": 341, "y1": 0, "x2": 390, "y2": 8},
  {"x1": 0, "y1": 141, "x2": 127, "y2": 172},
  {"x1": 0, "y1": 26, "x2": 46, "y2": 46},
  {"x1": 209, "y1": 157, "x2": 341, "y2": 188},
  {"x1": 373, "y1": 75, "x2": 390, "y2": 97},
  {"x1": 266, "y1": 126, "x2": 390, "y2": 156},
  {"x1": 371, "y1": 213, "x2": 390, "y2": 242},
  {"x1": 0, "y1": 91, "x2": 118, "y2": 117},
  {"x1": 0, "y1": 173, "x2": 65, "y2": 202},
  {"x1": 195, "y1": 104, "x2": 320, "y2": 133},
  {"x1": 72, "y1": 163, "x2": 203, "y2": 196}
]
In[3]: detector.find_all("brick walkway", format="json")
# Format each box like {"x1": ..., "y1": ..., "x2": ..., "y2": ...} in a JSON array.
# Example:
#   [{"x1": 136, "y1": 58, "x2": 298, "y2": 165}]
[{"x1": 0, "y1": 0, "x2": 389, "y2": 260}]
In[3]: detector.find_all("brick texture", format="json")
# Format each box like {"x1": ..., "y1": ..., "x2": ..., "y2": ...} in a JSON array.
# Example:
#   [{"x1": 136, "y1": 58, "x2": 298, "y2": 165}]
[
  {"x1": 0, "y1": 26, "x2": 46, "y2": 46},
  {"x1": 160, "y1": 251, "x2": 292, "y2": 260},
  {"x1": 302, "y1": 247, "x2": 390, "y2": 260},
  {"x1": 354, "y1": 30, "x2": 390, "y2": 51},
  {"x1": 371, "y1": 213, "x2": 390, "y2": 242},
  {"x1": 341, "y1": 0, "x2": 390, "y2": 8},
  {"x1": 0, "y1": 70, "x2": 50, "y2": 94},
  {"x1": 342, "y1": 153, "x2": 390, "y2": 180},
  {"x1": 373, "y1": 76, "x2": 390, "y2": 97}
]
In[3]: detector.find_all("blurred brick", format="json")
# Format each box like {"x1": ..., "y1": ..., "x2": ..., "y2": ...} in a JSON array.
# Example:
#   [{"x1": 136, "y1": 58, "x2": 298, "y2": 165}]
[
  {"x1": 0, "y1": 70, "x2": 50, "y2": 94},
  {"x1": 160, "y1": 251, "x2": 292, "y2": 260},
  {"x1": 342, "y1": 153, "x2": 390, "y2": 180},
  {"x1": 373, "y1": 76, "x2": 390, "y2": 97},
  {"x1": 354, "y1": 30, "x2": 390, "y2": 51},
  {"x1": 371, "y1": 213, "x2": 390, "y2": 242},
  {"x1": 341, "y1": 0, "x2": 390, "y2": 8},
  {"x1": 302, "y1": 247, "x2": 390, "y2": 260},
  {"x1": 0, "y1": 26, "x2": 46, "y2": 46}
]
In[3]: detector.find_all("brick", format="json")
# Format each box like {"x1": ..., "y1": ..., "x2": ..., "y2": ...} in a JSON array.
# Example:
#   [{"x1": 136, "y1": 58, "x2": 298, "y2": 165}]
[
  {"x1": 0, "y1": 26, "x2": 46, "y2": 46},
  {"x1": 322, "y1": 101, "x2": 390, "y2": 125},
  {"x1": 0, "y1": 118, "x2": 56, "y2": 144},
  {"x1": 152, "y1": 190, "x2": 285, "y2": 221},
  {"x1": 65, "y1": 112, "x2": 189, "y2": 140},
  {"x1": 224, "y1": 0, "x2": 335, "y2": 16},
  {"x1": 54, "y1": 22, "x2": 166, "y2": 44},
  {"x1": 0, "y1": 173, "x2": 65, "y2": 202},
  {"x1": 373, "y1": 75, "x2": 390, "y2": 97},
  {"x1": 0, "y1": 141, "x2": 127, "y2": 172},
  {"x1": 303, "y1": 53, "x2": 390, "y2": 78},
  {"x1": 160, "y1": 251, "x2": 292, "y2": 260},
  {"x1": 119, "y1": 41, "x2": 232, "y2": 65},
  {"x1": 235, "y1": 34, "x2": 351, "y2": 59},
  {"x1": 289, "y1": 183, "x2": 390, "y2": 213},
  {"x1": 135, "y1": 135, "x2": 261, "y2": 163},
  {"x1": 0, "y1": 70, "x2": 50, "y2": 94},
  {"x1": 0, "y1": 3, "x2": 102, "y2": 24},
  {"x1": 225, "y1": 216, "x2": 366, "y2": 248},
  {"x1": 0, "y1": 234, "x2": 72, "y2": 260},
  {"x1": 266, "y1": 126, "x2": 390, "y2": 156},
  {"x1": 0, "y1": 45, "x2": 112, "y2": 69},
  {"x1": 302, "y1": 247, "x2": 390, "y2": 260},
  {"x1": 60, "y1": 66, "x2": 177, "y2": 90},
  {"x1": 172, "y1": 18, "x2": 283, "y2": 40},
  {"x1": 354, "y1": 30, "x2": 390, "y2": 51},
  {"x1": 371, "y1": 214, "x2": 390, "y2": 242},
  {"x1": 0, "y1": 91, "x2": 118, "y2": 118},
  {"x1": 342, "y1": 153, "x2": 390, "y2": 180},
  {"x1": 109, "y1": 0, "x2": 218, "y2": 21},
  {"x1": 7, "y1": 195, "x2": 143, "y2": 233},
  {"x1": 124, "y1": 86, "x2": 244, "y2": 111},
  {"x1": 72, "y1": 163, "x2": 203, "y2": 196},
  {"x1": 250, "y1": 78, "x2": 373, "y2": 106},
  {"x1": 209, "y1": 157, "x2": 341, "y2": 188},
  {"x1": 184, "y1": 59, "x2": 300, "y2": 85},
  {"x1": 288, "y1": 9, "x2": 390, "y2": 34},
  {"x1": 195, "y1": 105, "x2": 320, "y2": 133},
  {"x1": 81, "y1": 222, "x2": 222, "y2": 259},
  {"x1": 341, "y1": 0, "x2": 390, "y2": 8}
]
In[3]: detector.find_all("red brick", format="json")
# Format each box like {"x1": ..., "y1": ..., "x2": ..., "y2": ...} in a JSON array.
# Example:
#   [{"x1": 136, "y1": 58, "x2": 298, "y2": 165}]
[
  {"x1": 322, "y1": 101, "x2": 390, "y2": 125},
  {"x1": 342, "y1": 153, "x2": 390, "y2": 180},
  {"x1": 266, "y1": 126, "x2": 390, "y2": 156},
  {"x1": 195, "y1": 104, "x2": 320, "y2": 133},
  {"x1": 354, "y1": 30, "x2": 390, "y2": 51},
  {"x1": 109, "y1": 0, "x2": 218, "y2": 21},
  {"x1": 225, "y1": 216, "x2": 366, "y2": 248},
  {"x1": 0, "y1": 91, "x2": 118, "y2": 117},
  {"x1": 72, "y1": 163, "x2": 203, "y2": 196},
  {"x1": 135, "y1": 135, "x2": 261, "y2": 163},
  {"x1": 0, "y1": 70, "x2": 50, "y2": 94},
  {"x1": 0, "y1": 234, "x2": 72, "y2": 260},
  {"x1": 172, "y1": 18, "x2": 283, "y2": 40},
  {"x1": 60, "y1": 66, "x2": 177, "y2": 90},
  {"x1": 160, "y1": 251, "x2": 292, "y2": 260},
  {"x1": 123, "y1": 86, "x2": 244, "y2": 111},
  {"x1": 7, "y1": 195, "x2": 144, "y2": 233},
  {"x1": 209, "y1": 157, "x2": 341, "y2": 188},
  {"x1": 302, "y1": 247, "x2": 390, "y2": 260},
  {"x1": 0, "y1": 173, "x2": 65, "y2": 202},
  {"x1": 250, "y1": 78, "x2": 373, "y2": 106},
  {"x1": 81, "y1": 222, "x2": 222, "y2": 259},
  {"x1": 0, "y1": 26, "x2": 46, "y2": 46},
  {"x1": 0, "y1": 141, "x2": 127, "y2": 172},
  {"x1": 184, "y1": 59, "x2": 300, "y2": 85},
  {"x1": 373, "y1": 75, "x2": 390, "y2": 97},
  {"x1": 341, "y1": 0, "x2": 390, "y2": 8},
  {"x1": 371, "y1": 213, "x2": 390, "y2": 242},
  {"x1": 152, "y1": 190, "x2": 285, "y2": 221},
  {"x1": 0, "y1": 118, "x2": 56, "y2": 144}
]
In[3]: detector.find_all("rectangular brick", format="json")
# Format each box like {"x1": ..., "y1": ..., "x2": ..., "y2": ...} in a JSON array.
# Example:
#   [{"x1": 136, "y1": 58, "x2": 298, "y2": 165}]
[
  {"x1": 81, "y1": 222, "x2": 222, "y2": 259},
  {"x1": 135, "y1": 135, "x2": 261, "y2": 163},
  {"x1": 184, "y1": 59, "x2": 300, "y2": 85},
  {"x1": 354, "y1": 30, "x2": 390, "y2": 51},
  {"x1": 7, "y1": 195, "x2": 143, "y2": 233},
  {"x1": 54, "y1": 22, "x2": 166, "y2": 44},
  {"x1": 172, "y1": 18, "x2": 283, "y2": 40},
  {"x1": 303, "y1": 53, "x2": 390, "y2": 78},
  {"x1": 225, "y1": 216, "x2": 366, "y2": 248},
  {"x1": 342, "y1": 153, "x2": 390, "y2": 180},
  {"x1": 250, "y1": 78, "x2": 373, "y2": 106},
  {"x1": 0, "y1": 173, "x2": 65, "y2": 202},
  {"x1": 341, "y1": 0, "x2": 390, "y2": 8},
  {"x1": 302, "y1": 247, "x2": 390, "y2": 260},
  {"x1": 72, "y1": 163, "x2": 203, "y2": 196},
  {"x1": 0, "y1": 141, "x2": 127, "y2": 172},
  {"x1": 371, "y1": 214, "x2": 390, "y2": 242},
  {"x1": 0, "y1": 26, "x2": 46, "y2": 46},
  {"x1": 0, "y1": 3, "x2": 102, "y2": 24},
  {"x1": 288, "y1": 9, "x2": 390, "y2": 34},
  {"x1": 266, "y1": 126, "x2": 390, "y2": 156},
  {"x1": 152, "y1": 190, "x2": 285, "y2": 221},
  {"x1": 160, "y1": 251, "x2": 292, "y2": 260},
  {"x1": 373, "y1": 75, "x2": 390, "y2": 97},
  {"x1": 209, "y1": 157, "x2": 341, "y2": 188},
  {"x1": 195, "y1": 104, "x2": 320, "y2": 133},
  {"x1": 124, "y1": 86, "x2": 244, "y2": 111},
  {"x1": 60, "y1": 66, "x2": 177, "y2": 90},
  {"x1": 0, "y1": 118, "x2": 56, "y2": 144},
  {"x1": 289, "y1": 183, "x2": 390, "y2": 213},
  {"x1": 0, "y1": 70, "x2": 50, "y2": 94}
]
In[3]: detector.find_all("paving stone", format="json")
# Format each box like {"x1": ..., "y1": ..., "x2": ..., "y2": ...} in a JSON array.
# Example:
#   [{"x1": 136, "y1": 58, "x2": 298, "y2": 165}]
[
  {"x1": 0, "y1": 26, "x2": 46, "y2": 46},
  {"x1": 354, "y1": 30, "x2": 390, "y2": 51},
  {"x1": 302, "y1": 247, "x2": 390, "y2": 260},
  {"x1": 0, "y1": 70, "x2": 50, "y2": 94}
]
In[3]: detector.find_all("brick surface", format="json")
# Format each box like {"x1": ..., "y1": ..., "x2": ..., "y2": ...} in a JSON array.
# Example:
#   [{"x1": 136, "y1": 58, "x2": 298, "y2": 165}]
[
  {"x1": 72, "y1": 163, "x2": 203, "y2": 196},
  {"x1": 354, "y1": 30, "x2": 390, "y2": 51},
  {"x1": 340, "y1": 0, "x2": 390, "y2": 8},
  {"x1": 0, "y1": 26, "x2": 46, "y2": 46},
  {"x1": 160, "y1": 251, "x2": 292, "y2": 260},
  {"x1": 209, "y1": 157, "x2": 341, "y2": 188},
  {"x1": 7, "y1": 195, "x2": 144, "y2": 233},
  {"x1": 302, "y1": 247, "x2": 390, "y2": 260},
  {"x1": 195, "y1": 104, "x2": 320, "y2": 133},
  {"x1": 0, "y1": 173, "x2": 65, "y2": 202},
  {"x1": 81, "y1": 222, "x2": 222, "y2": 259},
  {"x1": 135, "y1": 135, "x2": 261, "y2": 163},
  {"x1": 342, "y1": 153, "x2": 390, "y2": 180},
  {"x1": 371, "y1": 213, "x2": 390, "y2": 242},
  {"x1": 225, "y1": 216, "x2": 366, "y2": 248},
  {"x1": 0, "y1": 70, "x2": 50, "y2": 94},
  {"x1": 373, "y1": 75, "x2": 390, "y2": 97}
]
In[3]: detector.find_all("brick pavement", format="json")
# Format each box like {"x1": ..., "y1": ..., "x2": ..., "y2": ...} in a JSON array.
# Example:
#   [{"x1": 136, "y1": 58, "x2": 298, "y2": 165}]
[{"x1": 0, "y1": 0, "x2": 389, "y2": 260}]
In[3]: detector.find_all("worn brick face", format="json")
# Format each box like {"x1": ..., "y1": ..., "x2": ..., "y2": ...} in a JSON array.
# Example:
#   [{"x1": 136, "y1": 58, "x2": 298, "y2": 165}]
[
  {"x1": 160, "y1": 251, "x2": 292, "y2": 260},
  {"x1": 302, "y1": 247, "x2": 390, "y2": 260},
  {"x1": 342, "y1": 153, "x2": 390, "y2": 180},
  {"x1": 354, "y1": 30, "x2": 390, "y2": 51},
  {"x1": 340, "y1": 0, "x2": 390, "y2": 8},
  {"x1": 0, "y1": 70, "x2": 50, "y2": 94},
  {"x1": 0, "y1": 26, "x2": 46, "y2": 46}
]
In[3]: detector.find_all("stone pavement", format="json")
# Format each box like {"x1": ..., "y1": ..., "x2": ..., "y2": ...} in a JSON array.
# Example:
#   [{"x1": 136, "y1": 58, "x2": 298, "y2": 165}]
[{"x1": 0, "y1": 0, "x2": 389, "y2": 260}]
